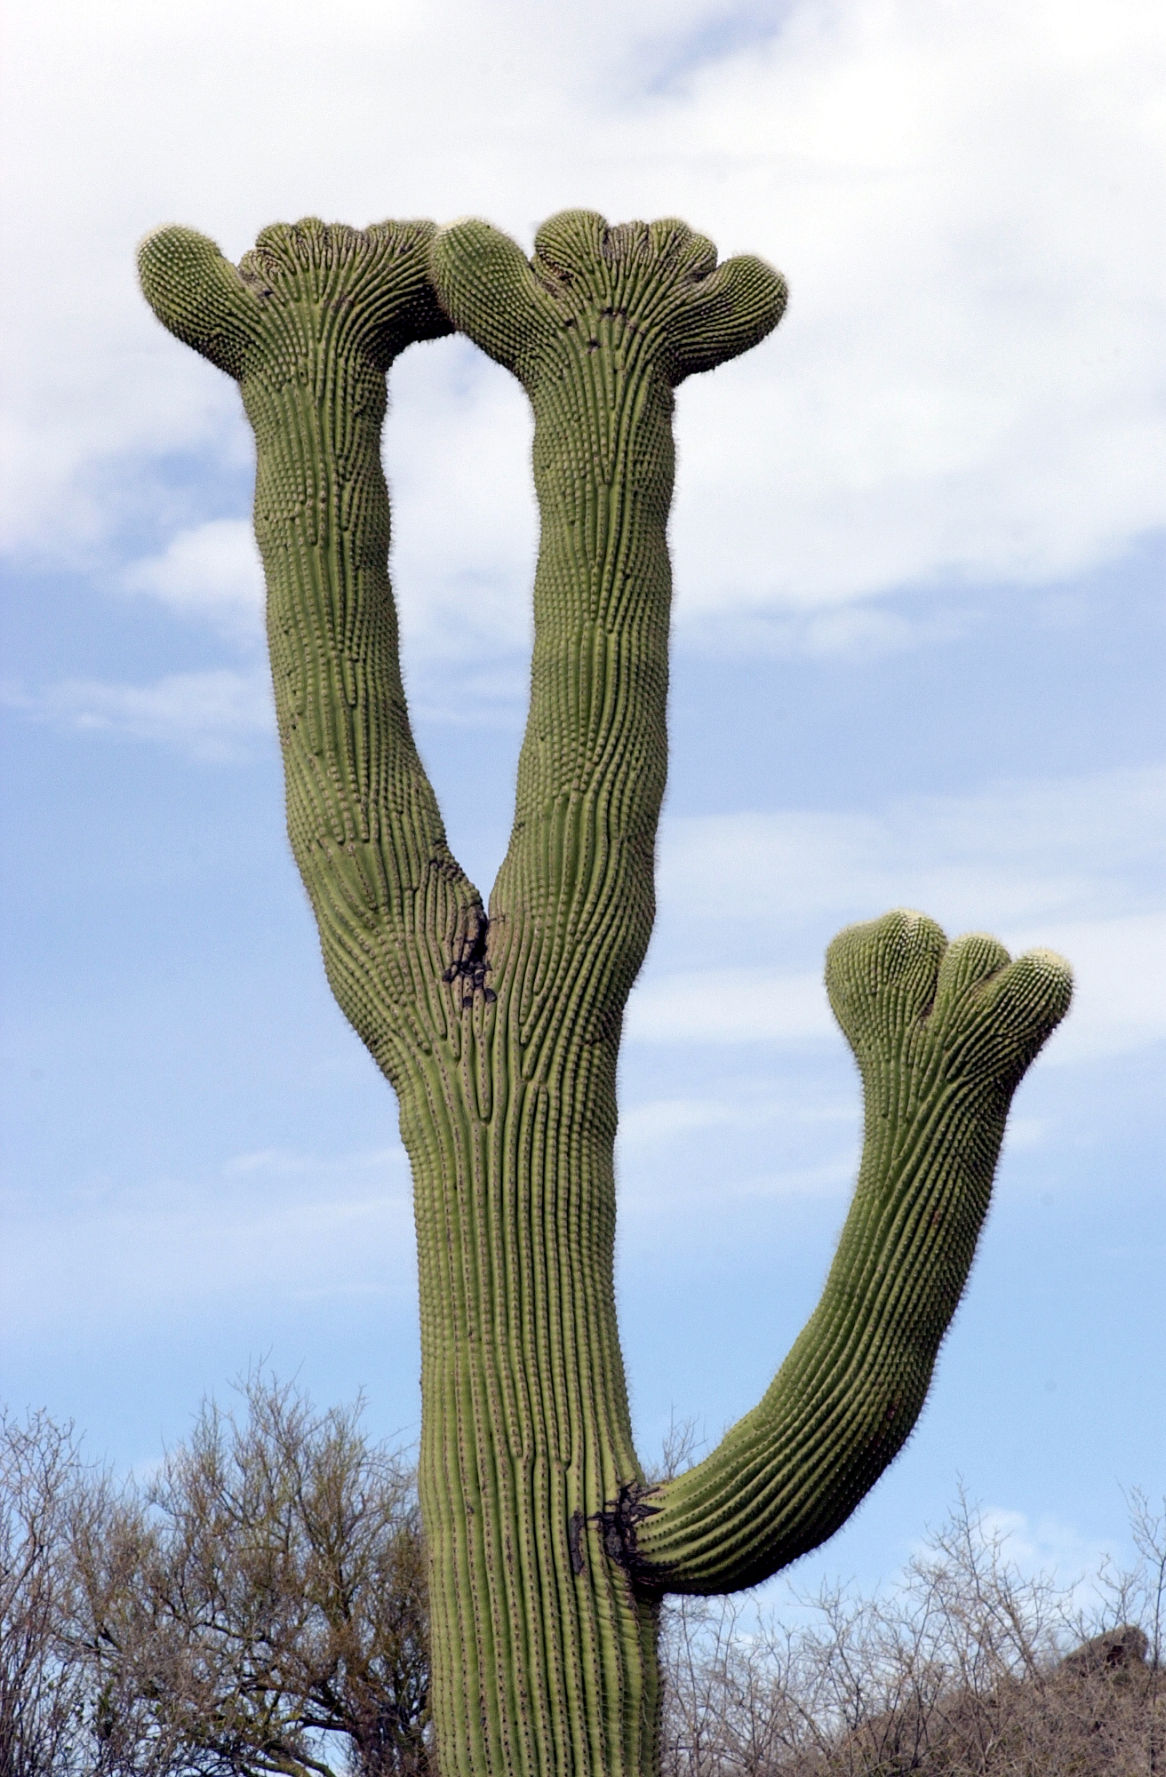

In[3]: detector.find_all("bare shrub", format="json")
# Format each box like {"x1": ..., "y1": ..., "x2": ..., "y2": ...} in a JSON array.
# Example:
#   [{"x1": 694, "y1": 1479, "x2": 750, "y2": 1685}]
[{"x1": 660, "y1": 1489, "x2": 1165, "y2": 1777}]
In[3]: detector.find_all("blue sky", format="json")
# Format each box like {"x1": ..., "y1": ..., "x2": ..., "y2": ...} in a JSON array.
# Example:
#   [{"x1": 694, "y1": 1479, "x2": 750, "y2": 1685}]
[{"x1": 2, "y1": 0, "x2": 1163, "y2": 1609}]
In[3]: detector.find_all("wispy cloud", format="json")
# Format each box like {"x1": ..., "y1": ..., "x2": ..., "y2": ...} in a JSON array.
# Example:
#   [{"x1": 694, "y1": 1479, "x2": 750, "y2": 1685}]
[
  {"x1": 913, "y1": 1501, "x2": 1125, "y2": 1619},
  {"x1": 0, "y1": 1145, "x2": 414, "y2": 1334},
  {"x1": 658, "y1": 763, "x2": 1166, "y2": 936},
  {"x1": 122, "y1": 518, "x2": 264, "y2": 644},
  {"x1": 614, "y1": 1073, "x2": 862, "y2": 1226},
  {"x1": 6, "y1": 667, "x2": 274, "y2": 759},
  {"x1": 1009, "y1": 909, "x2": 1166, "y2": 1063},
  {"x1": 626, "y1": 966, "x2": 830, "y2": 1044},
  {"x1": 616, "y1": 1086, "x2": 854, "y2": 1149},
  {"x1": 630, "y1": 763, "x2": 1166, "y2": 1057}
]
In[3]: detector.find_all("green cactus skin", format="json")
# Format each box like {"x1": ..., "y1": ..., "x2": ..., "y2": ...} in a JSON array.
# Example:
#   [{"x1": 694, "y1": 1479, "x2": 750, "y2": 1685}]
[
  {"x1": 139, "y1": 211, "x2": 1072, "y2": 1777},
  {"x1": 625, "y1": 911, "x2": 1073, "y2": 1590}
]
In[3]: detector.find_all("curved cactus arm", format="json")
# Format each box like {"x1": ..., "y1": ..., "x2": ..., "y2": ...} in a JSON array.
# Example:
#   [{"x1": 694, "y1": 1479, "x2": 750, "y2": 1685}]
[
  {"x1": 137, "y1": 221, "x2": 479, "y2": 1082},
  {"x1": 429, "y1": 212, "x2": 787, "y2": 1052},
  {"x1": 615, "y1": 911, "x2": 1072, "y2": 1595}
]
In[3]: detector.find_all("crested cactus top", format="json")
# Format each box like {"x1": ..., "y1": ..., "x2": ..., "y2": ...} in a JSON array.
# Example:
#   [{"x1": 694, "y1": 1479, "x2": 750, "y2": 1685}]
[
  {"x1": 429, "y1": 208, "x2": 787, "y2": 390},
  {"x1": 138, "y1": 217, "x2": 451, "y2": 382}
]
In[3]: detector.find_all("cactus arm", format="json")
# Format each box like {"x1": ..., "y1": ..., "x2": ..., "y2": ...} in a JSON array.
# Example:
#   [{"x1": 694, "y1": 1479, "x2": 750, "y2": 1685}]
[
  {"x1": 620, "y1": 912, "x2": 1072, "y2": 1594},
  {"x1": 430, "y1": 212, "x2": 788, "y2": 1049},
  {"x1": 138, "y1": 221, "x2": 478, "y2": 1081}
]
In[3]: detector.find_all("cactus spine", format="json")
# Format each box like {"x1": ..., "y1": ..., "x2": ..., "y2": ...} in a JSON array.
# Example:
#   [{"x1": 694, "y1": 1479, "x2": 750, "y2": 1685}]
[{"x1": 139, "y1": 210, "x2": 1072, "y2": 1777}]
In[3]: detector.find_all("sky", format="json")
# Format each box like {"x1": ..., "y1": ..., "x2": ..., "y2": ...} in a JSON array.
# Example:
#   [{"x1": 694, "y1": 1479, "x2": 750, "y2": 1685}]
[{"x1": 1, "y1": 0, "x2": 1163, "y2": 1612}]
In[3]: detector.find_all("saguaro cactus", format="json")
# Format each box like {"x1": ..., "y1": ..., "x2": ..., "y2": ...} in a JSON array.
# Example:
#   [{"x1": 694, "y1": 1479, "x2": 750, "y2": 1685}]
[{"x1": 138, "y1": 210, "x2": 1072, "y2": 1777}]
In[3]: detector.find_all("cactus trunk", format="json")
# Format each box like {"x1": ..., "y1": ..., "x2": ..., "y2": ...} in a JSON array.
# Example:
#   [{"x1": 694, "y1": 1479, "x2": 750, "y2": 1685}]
[
  {"x1": 402, "y1": 1065, "x2": 657, "y2": 1771},
  {"x1": 406, "y1": 229, "x2": 688, "y2": 1766},
  {"x1": 139, "y1": 210, "x2": 1072, "y2": 1777}
]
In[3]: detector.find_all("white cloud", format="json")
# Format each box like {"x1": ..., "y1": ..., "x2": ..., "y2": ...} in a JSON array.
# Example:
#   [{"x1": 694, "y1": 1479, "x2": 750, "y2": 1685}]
[
  {"x1": 109, "y1": 345, "x2": 537, "y2": 683},
  {"x1": 388, "y1": 342, "x2": 536, "y2": 670},
  {"x1": 658, "y1": 763, "x2": 1166, "y2": 937},
  {"x1": 624, "y1": 927, "x2": 1166, "y2": 1062},
  {"x1": 0, "y1": 1146, "x2": 414, "y2": 1333},
  {"x1": 2, "y1": 0, "x2": 1164, "y2": 642},
  {"x1": 626, "y1": 966, "x2": 832, "y2": 1043},
  {"x1": 612, "y1": 1078, "x2": 863, "y2": 1222},
  {"x1": 1010, "y1": 910, "x2": 1166, "y2": 1063},
  {"x1": 11, "y1": 667, "x2": 275, "y2": 759},
  {"x1": 632, "y1": 763, "x2": 1166, "y2": 1056},
  {"x1": 681, "y1": 599, "x2": 970, "y2": 660},
  {"x1": 744, "y1": 1494, "x2": 1132, "y2": 1637},
  {"x1": 123, "y1": 519, "x2": 264, "y2": 643},
  {"x1": 999, "y1": 1114, "x2": 1049, "y2": 1153},
  {"x1": 616, "y1": 1087, "x2": 855, "y2": 1149}
]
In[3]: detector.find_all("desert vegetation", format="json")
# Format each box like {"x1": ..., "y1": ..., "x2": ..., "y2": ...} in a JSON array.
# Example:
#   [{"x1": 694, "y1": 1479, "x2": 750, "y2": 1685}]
[{"x1": 3, "y1": 1380, "x2": 1160, "y2": 1776}]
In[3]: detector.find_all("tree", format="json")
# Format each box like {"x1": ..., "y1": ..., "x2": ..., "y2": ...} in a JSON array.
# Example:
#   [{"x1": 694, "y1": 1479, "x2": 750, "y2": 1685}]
[
  {"x1": 0, "y1": 1382, "x2": 428, "y2": 1777},
  {"x1": 0, "y1": 1409, "x2": 91, "y2": 1777},
  {"x1": 73, "y1": 1376, "x2": 430, "y2": 1777},
  {"x1": 136, "y1": 209, "x2": 1072, "y2": 1776}
]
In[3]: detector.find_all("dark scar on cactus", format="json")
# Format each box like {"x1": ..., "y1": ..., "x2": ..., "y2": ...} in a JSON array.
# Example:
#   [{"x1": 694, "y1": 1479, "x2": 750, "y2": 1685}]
[
  {"x1": 568, "y1": 1509, "x2": 587, "y2": 1576},
  {"x1": 594, "y1": 1481, "x2": 662, "y2": 1580},
  {"x1": 443, "y1": 909, "x2": 495, "y2": 1004}
]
